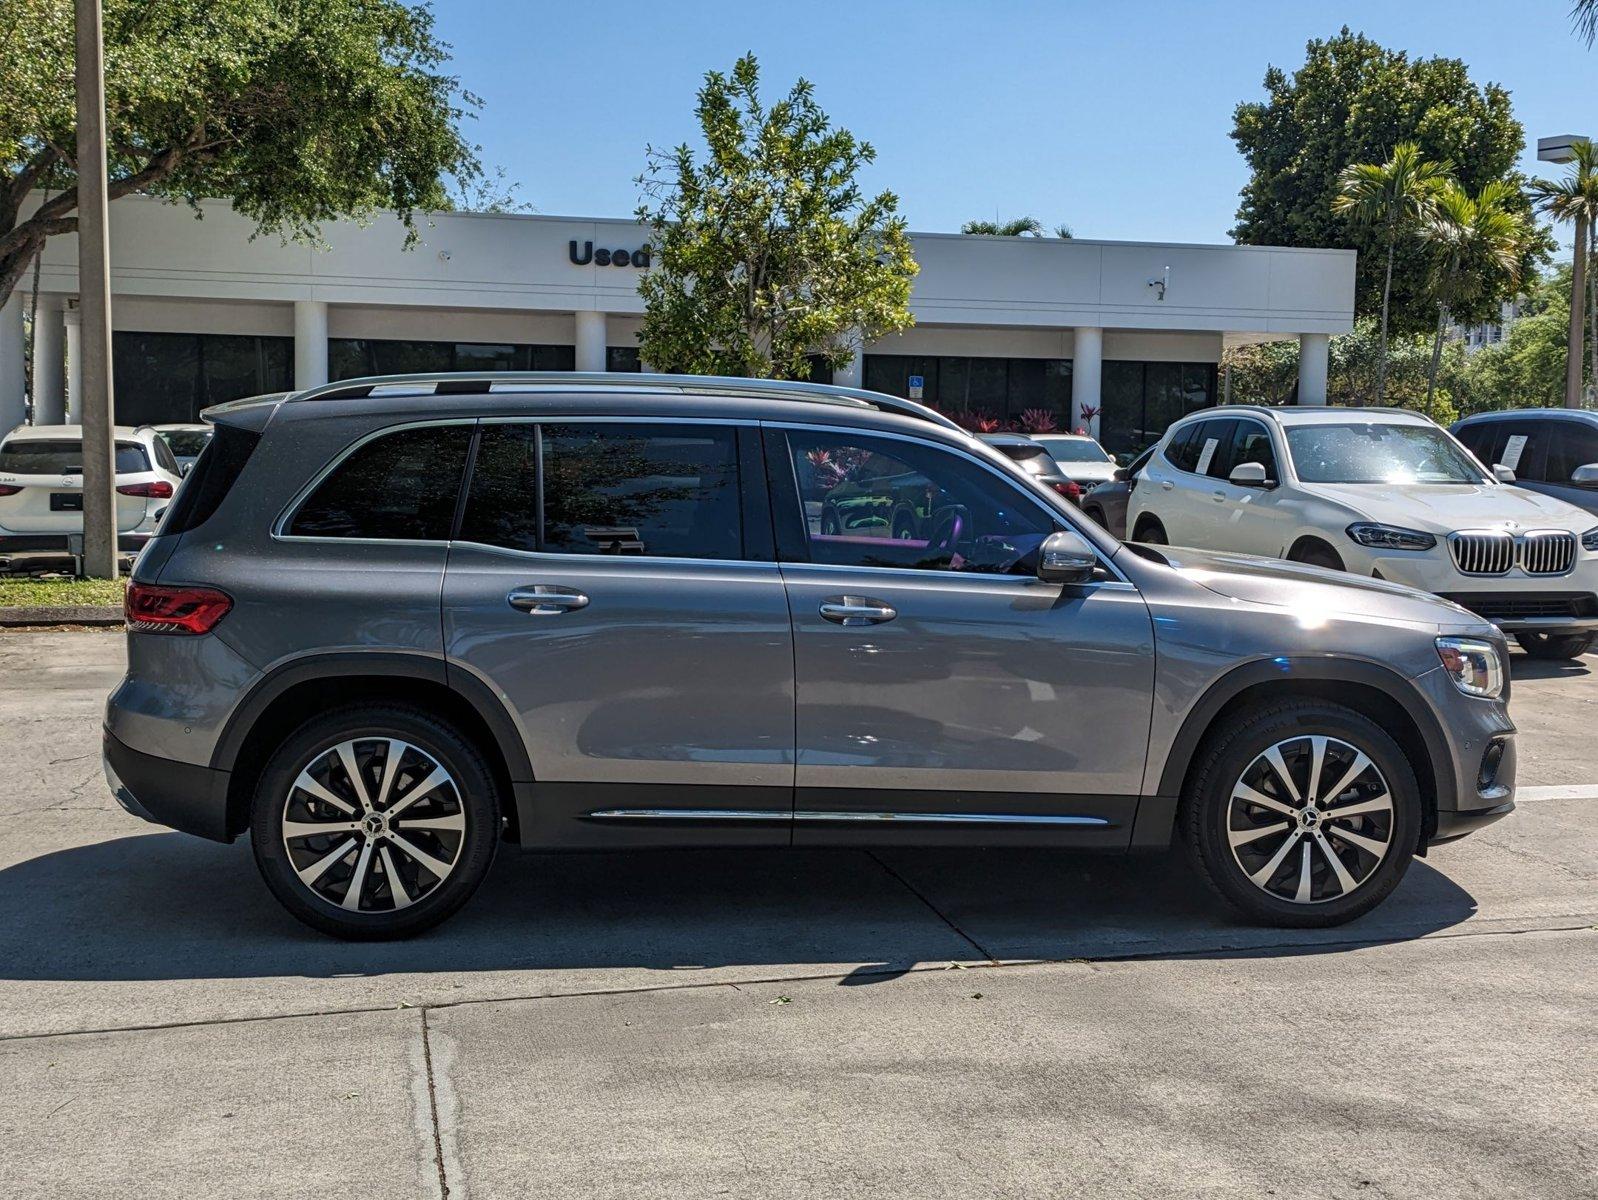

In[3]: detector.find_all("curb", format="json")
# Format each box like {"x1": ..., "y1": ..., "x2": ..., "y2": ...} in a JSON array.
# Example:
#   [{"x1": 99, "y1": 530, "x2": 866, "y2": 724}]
[{"x1": 0, "y1": 604, "x2": 124, "y2": 628}]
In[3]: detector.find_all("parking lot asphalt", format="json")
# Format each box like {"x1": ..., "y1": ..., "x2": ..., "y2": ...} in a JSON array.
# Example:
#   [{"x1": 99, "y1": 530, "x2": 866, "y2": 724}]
[{"x1": 1, "y1": 631, "x2": 1594, "y2": 1199}]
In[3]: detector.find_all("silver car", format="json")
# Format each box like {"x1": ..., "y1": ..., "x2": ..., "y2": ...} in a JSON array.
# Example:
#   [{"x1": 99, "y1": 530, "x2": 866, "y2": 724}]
[{"x1": 105, "y1": 374, "x2": 1516, "y2": 939}]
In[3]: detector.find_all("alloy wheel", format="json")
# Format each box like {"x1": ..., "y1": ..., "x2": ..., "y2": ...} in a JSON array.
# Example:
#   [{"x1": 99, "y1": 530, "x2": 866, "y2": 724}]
[
  {"x1": 280, "y1": 737, "x2": 466, "y2": 913},
  {"x1": 1226, "y1": 735, "x2": 1394, "y2": 905}
]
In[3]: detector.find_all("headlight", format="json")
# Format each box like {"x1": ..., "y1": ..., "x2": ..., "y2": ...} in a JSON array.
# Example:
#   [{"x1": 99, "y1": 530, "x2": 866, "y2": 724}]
[
  {"x1": 1346, "y1": 523, "x2": 1437, "y2": 551},
  {"x1": 1583, "y1": 527, "x2": 1598, "y2": 552},
  {"x1": 1436, "y1": 636, "x2": 1504, "y2": 699}
]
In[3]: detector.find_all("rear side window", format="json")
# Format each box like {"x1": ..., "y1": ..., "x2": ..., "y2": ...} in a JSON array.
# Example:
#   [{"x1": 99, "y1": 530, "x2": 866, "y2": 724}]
[
  {"x1": 159, "y1": 423, "x2": 261, "y2": 536},
  {"x1": 0, "y1": 439, "x2": 148, "y2": 473},
  {"x1": 1163, "y1": 423, "x2": 1203, "y2": 472},
  {"x1": 149, "y1": 436, "x2": 179, "y2": 474},
  {"x1": 289, "y1": 425, "x2": 471, "y2": 540},
  {"x1": 1198, "y1": 419, "x2": 1240, "y2": 479},
  {"x1": 459, "y1": 422, "x2": 743, "y2": 560}
]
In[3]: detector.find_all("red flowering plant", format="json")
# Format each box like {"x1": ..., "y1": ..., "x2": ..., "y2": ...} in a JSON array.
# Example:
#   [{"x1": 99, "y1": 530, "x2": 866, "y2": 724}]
[
  {"x1": 1018, "y1": 408, "x2": 1058, "y2": 433},
  {"x1": 805, "y1": 446, "x2": 872, "y2": 490}
]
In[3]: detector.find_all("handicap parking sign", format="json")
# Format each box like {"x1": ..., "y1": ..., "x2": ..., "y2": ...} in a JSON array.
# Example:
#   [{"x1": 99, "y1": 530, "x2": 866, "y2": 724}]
[{"x1": 907, "y1": 374, "x2": 924, "y2": 399}]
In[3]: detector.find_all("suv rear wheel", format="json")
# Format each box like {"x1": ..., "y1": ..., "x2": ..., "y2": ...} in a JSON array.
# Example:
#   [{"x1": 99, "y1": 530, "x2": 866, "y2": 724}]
[
  {"x1": 1181, "y1": 700, "x2": 1420, "y2": 927},
  {"x1": 1514, "y1": 631, "x2": 1594, "y2": 660},
  {"x1": 250, "y1": 704, "x2": 500, "y2": 939}
]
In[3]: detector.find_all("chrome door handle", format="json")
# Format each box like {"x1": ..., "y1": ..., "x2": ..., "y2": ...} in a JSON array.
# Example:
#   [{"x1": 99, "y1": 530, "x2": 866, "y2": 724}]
[
  {"x1": 1160, "y1": 480, "x2": 1174, "y2": 491},
  {"x1": 1212, "y1": 490, "x2": 1226, "y2": 502},
  {"x1": 819, "y1": 596, "x2": 897, "y2": 626},
  {"x1": 507, "y1": 585, "x2": 589, "y2": 615}
]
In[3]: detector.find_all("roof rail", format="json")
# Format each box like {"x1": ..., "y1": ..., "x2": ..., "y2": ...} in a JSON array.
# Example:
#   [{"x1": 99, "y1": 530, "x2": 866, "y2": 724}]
[{"x1": 285, "y1": 371, "x2": 966, "y2": 432}]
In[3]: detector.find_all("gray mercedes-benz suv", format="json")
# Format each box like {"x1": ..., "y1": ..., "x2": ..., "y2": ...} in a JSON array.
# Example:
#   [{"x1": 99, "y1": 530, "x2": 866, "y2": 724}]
[{"x1": 105, "y1": 374, "x2": 1516, "y2": 939}]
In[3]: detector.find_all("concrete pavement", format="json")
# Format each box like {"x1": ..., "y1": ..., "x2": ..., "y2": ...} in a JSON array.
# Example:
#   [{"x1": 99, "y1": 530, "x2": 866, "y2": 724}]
[{"x1": 1, "y1": 632, "x2": 1594, "y2": 1198}]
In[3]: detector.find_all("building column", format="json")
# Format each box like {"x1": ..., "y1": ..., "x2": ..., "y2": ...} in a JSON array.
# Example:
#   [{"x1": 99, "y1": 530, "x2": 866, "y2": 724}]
[
  {"x1": 1071, "y1": 326, "x2": 1103, "y2": 435},
  {"x1": 0, "y1": 292, "x2": 24, "y2": 433},
  {"x1": 1297, "y1": 332, "x2": 1329, "y2": 405},
  {"x1": 575, "y1": 310, "x2": 607, "y2": 373},
  {"x1": 294, "y1": 300, "x2": 329, "y2": 390},
  {"x1": 64, "y1": 304, "x2": 82, "y2": 423},
  {"x1": 32, "y1": 295, "x2": 65, "y2": 424}
]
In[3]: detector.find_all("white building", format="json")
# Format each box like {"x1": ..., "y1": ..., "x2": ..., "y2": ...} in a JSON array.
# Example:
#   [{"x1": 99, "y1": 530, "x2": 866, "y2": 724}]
[{"x1": 0, "y1": 196, "x2": 1355, "y2": 456}]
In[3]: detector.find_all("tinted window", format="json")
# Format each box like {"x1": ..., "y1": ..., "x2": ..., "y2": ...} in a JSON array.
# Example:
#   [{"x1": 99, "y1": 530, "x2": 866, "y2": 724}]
[
  {"x1": 0, "y1": 439, "x2": 147, "y2": 473},
  {"x1": 459, "y1": 424, "x2": 541, "y2": 552},
  {"x1": 290, "y1": 425, "x2": 471, "y2": 540},
  {"x1": 149, "y1": 436, "x2": 180, "y2": 474},
  {"x1": 1228, "y1": 420, "x2": 1277, "y2": 480},
  {"x1": 1544, "y1": 421, "x2": 1598, "y2": 483},
  {"x1": 1036, "y1": 437, "x2": 1112, "y2": 464},
  {"x1": 783, "y1": 431, "x2": 1057, "y2": 575},
  {"x1": 1483, "y1": 422, "x2": 1550, "y2": 480},
  {"x1": 1163, "y1": 423, "x2": 1203, "y2": 472},
  {"x1": 537, "y1": 423, "x2": 742, "y2": 559},
  {"x1": 1285, "y1": 423, "x2": 1487, "y2": 484},
  {"x1": 159, "y1": 424, "x2": 261, "y2": 536},
  {"x1": 1454, "y1": 421, "x2": 1497, "y2": 464},
  {"x1": 1198, "y1": 419, "x2": 1240, "y2": 479},
  {"x1": 161, "y1": 430, "x2": 212, "y2": 458}
]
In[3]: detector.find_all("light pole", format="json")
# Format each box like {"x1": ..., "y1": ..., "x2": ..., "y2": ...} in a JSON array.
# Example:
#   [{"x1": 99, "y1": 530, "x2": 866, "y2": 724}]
[
  {"x1": 1539, "y1": 135, "x2": 1592, "y2": 411},
  {"x1": 75, "y1": 0, "x2": 117, "y2": 578}
]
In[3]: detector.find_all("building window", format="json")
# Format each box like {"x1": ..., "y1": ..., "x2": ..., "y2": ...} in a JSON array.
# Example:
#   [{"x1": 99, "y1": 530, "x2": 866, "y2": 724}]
[
  {"x1": 606, "y1": 346, "x2": 642, "y2": 372},
  {"x1": 328, "y1": 339, "x2": 578, "y2": 380},
  {"x1": 863, "y1": 355, "x2": 1072, "y2": 424},
  {"x1": 1096, "y1": 361, "x2": 1216, "y2": 456},
  {"x1": 112, "y1": 332, "x2": 292, "y2": 425}
]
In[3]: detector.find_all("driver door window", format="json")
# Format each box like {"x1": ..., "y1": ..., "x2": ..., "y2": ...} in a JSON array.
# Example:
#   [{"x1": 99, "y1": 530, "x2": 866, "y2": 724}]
[{"x1": 779, "y1": 429, "x2": 1058, "y2": 575}]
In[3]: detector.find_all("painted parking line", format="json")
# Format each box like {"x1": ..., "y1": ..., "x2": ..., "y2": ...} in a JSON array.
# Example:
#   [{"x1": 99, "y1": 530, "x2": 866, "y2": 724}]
[{"x1": 1514, "y1": 784, "x2": 1598, "y2": 803}]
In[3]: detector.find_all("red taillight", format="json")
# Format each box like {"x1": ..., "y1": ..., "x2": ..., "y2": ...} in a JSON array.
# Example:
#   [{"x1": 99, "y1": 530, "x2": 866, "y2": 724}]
[
  {"x1": 1052, "y1": 480, "x2": 1083, "y2": 503},
  {"x1": 125, "y1": 582, "x2": 232, "y2": 635},
  {"x1": 0, "y1": 484, "x2": 21, "y2": 497},
  {"x1": 117, "y1": 481, "x2": 174, "y2": 499}
]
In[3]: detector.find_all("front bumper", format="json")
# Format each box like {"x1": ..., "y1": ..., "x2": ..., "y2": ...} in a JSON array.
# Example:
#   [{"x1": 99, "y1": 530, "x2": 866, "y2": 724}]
[
  {"x1": 1349, "y1": 545, "x2": 1598, "y2": 635},
  {"x1": 102, "y1": 726, "x2": 234, "y2": 843}
]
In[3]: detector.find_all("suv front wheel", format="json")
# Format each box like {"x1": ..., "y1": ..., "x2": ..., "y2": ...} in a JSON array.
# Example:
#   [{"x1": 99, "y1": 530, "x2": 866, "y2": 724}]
[
  {"x1": 250, "y1": 704, "x2": 501, "y2": 939},
  {"x1": 1181, "y1": 700, "x2": 1420, "y2": 927}
]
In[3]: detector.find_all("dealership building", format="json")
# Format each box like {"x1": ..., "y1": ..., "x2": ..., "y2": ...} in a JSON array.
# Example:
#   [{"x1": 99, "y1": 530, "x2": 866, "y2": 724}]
[{"x1": 0, "y1": 196, "x2": 1355, "y2": 455}]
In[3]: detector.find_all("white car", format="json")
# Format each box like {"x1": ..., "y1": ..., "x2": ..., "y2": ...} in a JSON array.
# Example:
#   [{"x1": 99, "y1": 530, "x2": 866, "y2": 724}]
[
  {"x1": 1031, "y1": 433, "x2": 1120, "y2": 489},
  {"x1": 0, "y1": 424, "x2": 184, "y2": 568},
  {"x1": 149, "y1": 422, "x2": 213, "y2": 471},
  {"x1": 1126, "y1": 405, "x2": 1598, "y2": 659}
]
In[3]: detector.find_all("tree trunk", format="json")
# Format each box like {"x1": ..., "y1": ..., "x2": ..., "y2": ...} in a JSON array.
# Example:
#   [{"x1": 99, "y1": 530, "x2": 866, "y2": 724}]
[
  {"x1": 1569, "y1": 213, "x2": 1589, "y2": 408},
  {"x1": 1427, "y1": 302, "x2": 1449, "y2": 407},
  {"x1": 1588, "y1": 243, "x2": 1596, "y2": 397},
  {"x1": 1376, "y1": 235, "x2": 1395, "y2": 406}
]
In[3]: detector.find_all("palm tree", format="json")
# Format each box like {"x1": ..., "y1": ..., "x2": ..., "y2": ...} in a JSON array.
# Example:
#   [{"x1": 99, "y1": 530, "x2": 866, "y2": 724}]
[
  {"x1": 1575, "y1": 0, "x2": 1597, "y2": 45},
  {"x1": 1417, "y1": 180, "x2": 1532, "y2": 405},
  {"x1": 1333, "y1": 143, "x2": 1450, "y2": 404},
  {"x1": 1053, "y1": 223, "x2": 1074, "y2": 239},
  {"x1": 1529, "y1": 138, "x2": 1598, "y2": 407},
  {"x1": 960, "y1": 216, "x2": 1045, "y2": 237}
]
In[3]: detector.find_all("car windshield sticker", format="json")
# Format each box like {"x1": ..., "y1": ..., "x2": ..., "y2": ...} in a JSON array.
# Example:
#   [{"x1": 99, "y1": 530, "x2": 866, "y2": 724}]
[
  {"x1": 1499, "y1": 434, "x2": 1528, "y2": 472},
  {"x1": 1195, "y1": 437, "x2": 1220, "y2": 475}
]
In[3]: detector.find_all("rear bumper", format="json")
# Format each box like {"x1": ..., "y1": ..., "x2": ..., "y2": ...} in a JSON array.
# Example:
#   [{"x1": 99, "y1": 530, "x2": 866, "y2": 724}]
[
  {"x1": 102, "y1": 726, "x2": 234, "y2": 843},
  {"x1": 0, "y1": 532, "x2": 151, "y2": 554}
]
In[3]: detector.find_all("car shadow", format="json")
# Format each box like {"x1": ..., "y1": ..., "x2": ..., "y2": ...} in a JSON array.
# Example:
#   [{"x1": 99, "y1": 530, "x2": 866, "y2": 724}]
[
  {"x1": 1508, "y1": 652, "x2": 1593, "y2": 682},
  {"x1": 0, "y1": 833, "x2": 1480, "y2": 984}
]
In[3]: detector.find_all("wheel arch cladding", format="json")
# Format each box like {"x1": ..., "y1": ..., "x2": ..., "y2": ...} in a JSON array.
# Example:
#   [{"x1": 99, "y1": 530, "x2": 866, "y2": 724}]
[
  {"x1": 1155, "y1": 658, "x2": 1447, "y2": 850},
  {"x1": 213, "y1": 653, "x2": 531, "y2": 840}
]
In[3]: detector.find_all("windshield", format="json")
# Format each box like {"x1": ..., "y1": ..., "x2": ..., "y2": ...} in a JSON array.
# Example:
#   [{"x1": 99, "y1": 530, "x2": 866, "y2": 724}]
[
  {"x1": 1036, "y1": 437, "x2": 1112, "y2": 464},
  {"x1": 1284, "y1": 423, "x2": 1487, "y2": 485},
  {"x1": 161, "y1": 430, "x2": 212, "y2": 457},
  {"x1": 0, "y1": 439, "x2": 150, "y2": 474}
]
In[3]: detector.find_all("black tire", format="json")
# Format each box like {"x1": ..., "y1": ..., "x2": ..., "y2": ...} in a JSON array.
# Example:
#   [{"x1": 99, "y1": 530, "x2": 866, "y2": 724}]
[
  {"x1": 250, "y1": 704, "x2": 501, "y2": 940},
  {"x1": 820, "y1": 508, "x2": 841, "y2": 536},
  {"x1": 1288, "y1": 541, "x2": 1345, "y2": 572},
  {"x1": 1515, "y1": 631, "x2": 1595, "y2": 660},
  {"x1": 1180, "y1": 700, "x2": 1421, "y2": 928},
  {"x1": 1134, "y1": 518, "x2": 1168, "y2": 545},
  {"x1": 1081, "y1": 505, "x2": 1106, "y2": 528}
]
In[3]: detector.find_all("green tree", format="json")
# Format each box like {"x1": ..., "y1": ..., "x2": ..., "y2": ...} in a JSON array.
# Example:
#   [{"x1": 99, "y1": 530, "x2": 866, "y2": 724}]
[
  {"x1": 0, "y1": 0, "x2": 478, "y2": 308},
  {"x1": 1528, "y1": 139, "x2": 1598, "y2": 404},
  {"x1": 1332, "y1": 143, "x2": 1450, "y2": 403},
  {"x1": 635, "y1": 54, "x2": 916, "y2": 380},
  {"x1": 1417, "y1": 180, "x2": 1532, "y2": 404},
  {"x1": 1454, "y1": 266, "x2": 1586, "y2": 415},
  {"x1": 1575, "y1": 0, "x2": 1597, "y2": 45},
  {"x1": 1231, "y1": 28, "x2": 1542, "y2": 333},
  {"x1": 960, "y1": 216, "x2": 1043, "y2": 236}
]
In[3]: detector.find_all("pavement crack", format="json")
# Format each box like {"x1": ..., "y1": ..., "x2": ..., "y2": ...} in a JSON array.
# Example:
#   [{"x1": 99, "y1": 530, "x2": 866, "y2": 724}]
[
  {"x1": 416, "y1": 1008, "x2": 456, "y2": 1199},
  {"x1": 865, "y1": 849, "x2": 998, "y2": 963}
]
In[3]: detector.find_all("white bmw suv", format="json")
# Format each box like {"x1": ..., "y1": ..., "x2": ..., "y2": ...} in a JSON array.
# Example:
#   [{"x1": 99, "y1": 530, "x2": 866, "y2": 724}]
[
  {"x1": 1126, "y1": 406, "x2": 1598, "y2": 659},
  {"x1": 0, "y1": 424, "x2": 185, "y2": 569}
]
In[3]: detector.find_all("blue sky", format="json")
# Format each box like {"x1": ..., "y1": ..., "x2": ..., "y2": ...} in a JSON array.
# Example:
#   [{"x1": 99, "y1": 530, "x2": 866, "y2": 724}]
[{"x1": 432, "y1": 0, "x2": 1595, "y2": 247}]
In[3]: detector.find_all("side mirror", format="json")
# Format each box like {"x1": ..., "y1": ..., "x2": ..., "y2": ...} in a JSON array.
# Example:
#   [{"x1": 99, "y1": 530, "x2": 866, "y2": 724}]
[
  {"x1": 1228, "y1": 461, "x2": 1271, "y2": 488},
  {"x1": 1112, "y1": 466, "x2": 1129, "y2": 482},
  {"x1": 1492, "y1": 464, "x2": 1516, "y2": 483},
  {"x1": 180, "y1": 461, "x2": 194, "y2": 477},
  {"x1": 1037, "y1": 529, "x2": 1098, "y2": 586},
  {"x1": 1571, "y1": 463, "x2": 1598, "y2": 485}
]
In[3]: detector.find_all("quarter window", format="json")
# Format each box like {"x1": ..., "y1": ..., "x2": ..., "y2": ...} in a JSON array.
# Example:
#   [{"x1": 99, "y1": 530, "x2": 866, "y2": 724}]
[
  {"x1": 459, "y1": 422, "x2": 744, "y2": 560},
  {"x1": 289, "y1": 425, "x2": 471, "y2": 540},
  {"x1": 781, "y1": 430, "x2": 1057, "y2": 575}
]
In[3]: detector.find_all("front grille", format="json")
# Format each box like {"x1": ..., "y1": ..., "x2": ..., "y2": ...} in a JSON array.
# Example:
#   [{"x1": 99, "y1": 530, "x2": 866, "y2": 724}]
[
  {"x1": 1439, "y1": 592, "x2": 1598, "y2": 621},
  {"x1": 1449, "y1": 531, "x2": 1514, "y2": 575},
  {"x1": 1517, "y1": 530, "x2": 1576, "y2": 575},
  {"x1": 1448, "y1": 529, "x2": 1575, "y2": 576}
]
